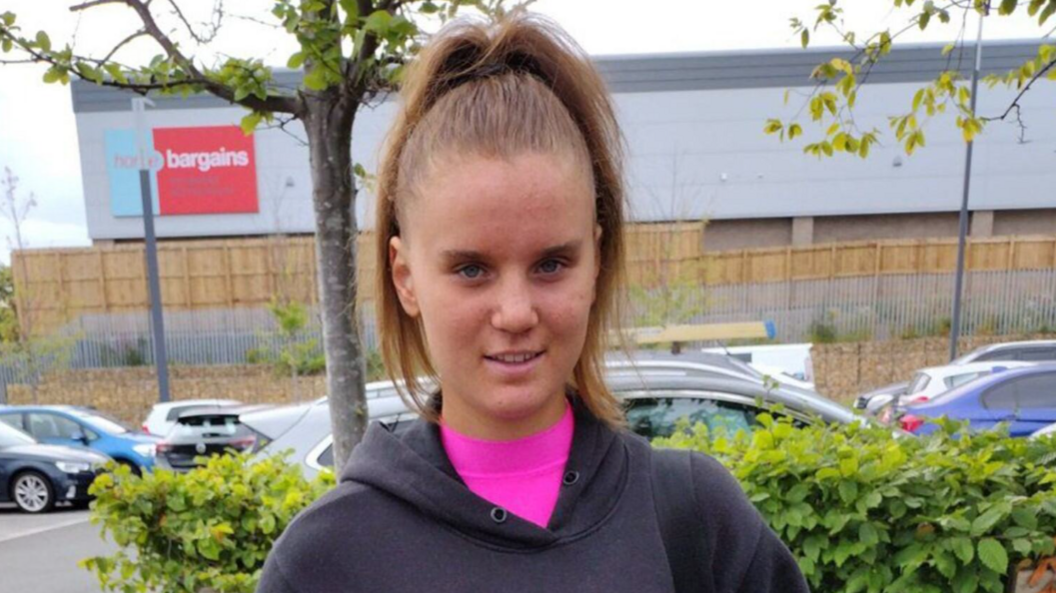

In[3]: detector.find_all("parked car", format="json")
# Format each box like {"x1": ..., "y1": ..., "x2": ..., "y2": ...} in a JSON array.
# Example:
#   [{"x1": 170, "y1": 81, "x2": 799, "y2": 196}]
[
  {"x1": 952, "y1": 340, "x2": 1056, "y2": 365},
  {"x1": 155, "y1": 405, "x2": 271, "y2": 472},
  {"x1": 865, "y1": 362, "x2": 1032, "y2": 415},
  {"x1": 0, "y1": 406, "x2": 160, "y2": 474},
  {"x1": 702, "y1": 343, "x2": 815, "y2": 388},
  {"x1": 854, "y1": 382, "x2": 909, "y2": 412},
  {"x1": 898, "y1": 364, "x2": 1056, "y2": 437},
  {"x1": 242, "y1": 383, "x2": 421, "y2": 480},
  {"x1": 141, "y1": 399, "x2": 241, "y2": 436},
  {"x1": 247, "y1": 369, "x2": 861, "y2": 479},
  {"x1": 0, "y1": 421, "x2": 110, "y2": 513}
]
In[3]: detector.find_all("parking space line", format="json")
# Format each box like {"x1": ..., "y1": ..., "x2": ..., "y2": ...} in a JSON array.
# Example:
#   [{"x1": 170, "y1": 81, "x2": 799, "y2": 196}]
[{"x1": 0, "y1": 516, "x2": 91, "y2": 544}]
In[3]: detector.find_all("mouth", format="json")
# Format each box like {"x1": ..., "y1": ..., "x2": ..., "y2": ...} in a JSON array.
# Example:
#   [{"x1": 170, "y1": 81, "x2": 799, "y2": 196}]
[
  {"x1": 482, "y1": 350, "x2": 546, "y2": 377},
  {"x1": 484, "y1": 351, "x2": 544, "y2": 365}
]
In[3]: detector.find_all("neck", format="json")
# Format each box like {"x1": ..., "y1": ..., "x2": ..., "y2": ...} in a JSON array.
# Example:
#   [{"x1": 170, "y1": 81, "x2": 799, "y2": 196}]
[{"x1": 439, "y1": 391, "x2": 569, "y2": 441}]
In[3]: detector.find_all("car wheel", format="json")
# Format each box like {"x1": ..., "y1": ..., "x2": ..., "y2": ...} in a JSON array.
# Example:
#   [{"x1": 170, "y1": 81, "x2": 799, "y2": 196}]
[{"x1": 12, "y1": 471, "x2": 55, "y2": 513}]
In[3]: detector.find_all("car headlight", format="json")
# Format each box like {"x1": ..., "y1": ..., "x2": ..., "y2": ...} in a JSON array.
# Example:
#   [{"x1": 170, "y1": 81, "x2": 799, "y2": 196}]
[
  {"x1": 133, "y1": 444, "x2": 156, "y2": 458},
  {"x1": 55, "y1": 461, "x2": 91, "y2": 474}
]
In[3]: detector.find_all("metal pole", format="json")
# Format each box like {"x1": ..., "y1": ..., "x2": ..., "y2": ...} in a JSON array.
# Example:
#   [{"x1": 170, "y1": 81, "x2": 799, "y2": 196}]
[
  {"x1": 949, "y1": 8, "x2": 986, "y2": 362},
  {"x1": 132, "y1": 97, "x2": 171, "y2": 402}
]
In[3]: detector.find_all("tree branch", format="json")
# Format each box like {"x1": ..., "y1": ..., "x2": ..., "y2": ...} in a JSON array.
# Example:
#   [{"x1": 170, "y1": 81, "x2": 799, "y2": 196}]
[
  {"x1": 69, "y1": 0, "x2": 125, "y2": 11},
  {"x1": 982, "y1": 58, "x2": 1056, "y2": 124},
  {"x1": 165, "y1": 0, "x2": 223, "y2": 45},
  {"x1": 116, "y1": 0, "x2": 303, "y2": 114},
  {"x1": 101, "y1": 29, "x2": 148, "y2": 63}
]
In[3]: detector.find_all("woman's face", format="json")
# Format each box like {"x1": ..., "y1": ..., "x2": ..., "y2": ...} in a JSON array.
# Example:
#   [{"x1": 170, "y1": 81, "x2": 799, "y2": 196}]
[{"x1": 389, "y1": 152, "x2": 599, "y2": 440}]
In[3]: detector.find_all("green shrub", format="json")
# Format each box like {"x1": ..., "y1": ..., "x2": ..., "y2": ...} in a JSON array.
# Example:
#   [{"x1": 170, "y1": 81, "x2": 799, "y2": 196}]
[
  {"x1": 656, "y1": 416, "x2": 1056, "y2": 593},
  {"x1": 82, "y1": 453, "x2": 334, "y2": 593}
]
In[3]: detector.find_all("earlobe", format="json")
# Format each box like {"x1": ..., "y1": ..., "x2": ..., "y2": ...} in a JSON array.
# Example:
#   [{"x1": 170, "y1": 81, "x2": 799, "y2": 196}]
[{"x1": 389, "y1": 236, "x2": 420, "y2": 317}]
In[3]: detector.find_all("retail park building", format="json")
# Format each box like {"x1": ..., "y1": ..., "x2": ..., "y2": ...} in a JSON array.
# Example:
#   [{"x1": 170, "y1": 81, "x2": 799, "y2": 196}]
[{"x1": 71, "y1": 39, "x2": 1056, "y2": 253}]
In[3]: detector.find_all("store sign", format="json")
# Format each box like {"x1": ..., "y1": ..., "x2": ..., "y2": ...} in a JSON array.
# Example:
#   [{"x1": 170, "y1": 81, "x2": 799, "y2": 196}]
[{"x1": 105, "y1": 125, "x2": 259, "y2": 217}]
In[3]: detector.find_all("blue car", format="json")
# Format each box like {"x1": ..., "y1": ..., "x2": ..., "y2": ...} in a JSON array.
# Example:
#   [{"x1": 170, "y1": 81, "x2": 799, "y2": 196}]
[
  {"x1": 900, "y1": 364, "x2": 1056, "y2": 437},
  {"x1": 0, "y1": 406, "x2": 160, "y2": 473}
]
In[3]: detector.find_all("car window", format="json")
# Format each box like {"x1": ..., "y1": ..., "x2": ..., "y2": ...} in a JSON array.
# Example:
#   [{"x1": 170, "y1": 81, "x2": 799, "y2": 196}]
[
  {"x1": 981, "y1": 380, "x2": 1019, "y2": 410},
  {"x1": 1016, "y1": 348, "x2": 1056, "y2": 362},
  {"x1": 908, "y1": 373, "x2": 930, "y2": 394},
  {"x1": 975, "y1": 349, "x2": 1022, "y2": 362},
  {"x1": 0, "y1": 413, "x2": 24, "y2": 431},
  {"x1": 0, "y1": 422, "x2": 34, "y2": 448},
  {"x1": 27, "y1": 413, "x2": 84, "y2": 440},
  {"x1": 69, "y1": 409, "x2": 130, "y2": 434},
  {"x1": 317, "y1": 443, "x2": 333, "y2": 468},
  {"x1": 1011, "y1": 372, "x2": 1056, "y2": 409},
  {"x1": 171, "y1": 416, "x2": 250, "y2": 439},
  {"x1": 624, "y1": 396, "x2": 757, "y2": 440},
  {"x1": 945, "y1": 372, "x2": 985, "y2": 390}
]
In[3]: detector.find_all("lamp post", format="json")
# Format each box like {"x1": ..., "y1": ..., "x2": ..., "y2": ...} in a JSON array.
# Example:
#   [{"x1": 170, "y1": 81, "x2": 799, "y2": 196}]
[
  {"x1": 132, "y1": 97, "x2": 171, "y2": 402},
  {"x1": 949, "y1": 8, "x2": 986, "y2": 362}
]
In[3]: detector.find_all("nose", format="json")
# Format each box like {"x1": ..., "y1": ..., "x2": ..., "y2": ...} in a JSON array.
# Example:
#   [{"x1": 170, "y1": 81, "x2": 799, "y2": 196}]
[{"x1": 490, "y1": 278, "x2": 539, "y2": 334}]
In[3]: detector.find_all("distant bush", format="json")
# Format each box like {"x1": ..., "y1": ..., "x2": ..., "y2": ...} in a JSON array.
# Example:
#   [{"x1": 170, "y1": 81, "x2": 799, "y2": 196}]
[
  {"x1": 656, "y1": 416, "x2": 1056, "y2": 593},
  {"x1": 82, "y1": 453, "x2": 334, "y2": 593}
]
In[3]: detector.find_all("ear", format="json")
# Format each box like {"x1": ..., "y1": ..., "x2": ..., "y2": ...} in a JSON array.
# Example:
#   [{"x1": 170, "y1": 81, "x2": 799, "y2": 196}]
[{"x1": 389, "y1": 236, "x2": 420, "y2": 317}]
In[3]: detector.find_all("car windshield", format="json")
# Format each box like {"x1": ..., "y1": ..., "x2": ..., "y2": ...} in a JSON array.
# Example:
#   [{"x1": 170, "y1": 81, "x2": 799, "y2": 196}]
[
  {"x1": 69, "y1": 409, "x2": 132, "y2": 434},
  {"x1": 907, "y1": 372, "x2": 930, "y2": 394},
  {"x1": 169, "y1": 415, "x2": 250, "y2": 439},
  {"x1": 0, "y1": 422, "x2": 36, "y2": 448}
]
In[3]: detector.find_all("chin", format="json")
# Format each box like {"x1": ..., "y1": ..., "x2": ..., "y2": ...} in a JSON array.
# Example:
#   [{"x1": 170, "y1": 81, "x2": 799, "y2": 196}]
[{"x1": 482, "y1": 383, "x2": 565, "y2": 421}]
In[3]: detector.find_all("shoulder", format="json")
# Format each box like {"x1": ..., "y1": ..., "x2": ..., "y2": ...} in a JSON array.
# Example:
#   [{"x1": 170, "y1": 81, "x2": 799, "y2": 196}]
[{"x1": 261, "y1": 480, "x2": 389, "y2": 586}]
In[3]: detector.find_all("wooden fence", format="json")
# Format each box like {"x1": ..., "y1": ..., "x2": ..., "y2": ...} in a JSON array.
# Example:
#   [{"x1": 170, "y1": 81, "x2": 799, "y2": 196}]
[{"x1": 11, "y1": 226, "x2": 1056, "y2": 336}]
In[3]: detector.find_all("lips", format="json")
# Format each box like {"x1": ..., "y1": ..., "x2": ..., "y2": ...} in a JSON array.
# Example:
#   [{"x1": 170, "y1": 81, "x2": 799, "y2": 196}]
[{"x1": 485, "y1": 351, "x2": 543, "y2": 363}]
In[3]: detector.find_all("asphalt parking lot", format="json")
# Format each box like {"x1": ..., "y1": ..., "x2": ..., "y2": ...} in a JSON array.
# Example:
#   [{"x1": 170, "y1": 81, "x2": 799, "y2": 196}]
[{"x1": 0, "y1": 503, "x2": 117, "y2": 593}]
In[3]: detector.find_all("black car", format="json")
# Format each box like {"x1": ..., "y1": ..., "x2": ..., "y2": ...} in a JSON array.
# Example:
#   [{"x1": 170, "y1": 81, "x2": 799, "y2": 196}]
[
  {"x1": 0, "y1": 421, "x2": 110, "y2": 513},
  {"x1": 155, "y1": 406, "x2": 268, "y2": 472}
]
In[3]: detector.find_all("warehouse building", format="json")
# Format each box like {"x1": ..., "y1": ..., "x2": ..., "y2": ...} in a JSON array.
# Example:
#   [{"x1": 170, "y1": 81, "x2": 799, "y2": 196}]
[{"x1": 70, "y1": 39, "x2": 1056, "y2": 252}]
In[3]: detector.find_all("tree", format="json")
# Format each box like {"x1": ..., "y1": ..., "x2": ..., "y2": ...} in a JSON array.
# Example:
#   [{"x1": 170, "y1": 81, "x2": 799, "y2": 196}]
[
  {"x1": 0, "y1": 0, "x2": 514, "y2": 466},
  {"x1": 0, "y1": 166, "x2": 75, "y2": 403},
  {"x1": 765, "y1": 0, "x2": 1056, "y2": 158}
]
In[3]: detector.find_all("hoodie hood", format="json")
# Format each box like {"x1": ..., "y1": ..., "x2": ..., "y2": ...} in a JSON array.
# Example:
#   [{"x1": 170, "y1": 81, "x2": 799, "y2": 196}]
[{"x1": 341, "y1": 397, "x2": 629, "y2": 550}]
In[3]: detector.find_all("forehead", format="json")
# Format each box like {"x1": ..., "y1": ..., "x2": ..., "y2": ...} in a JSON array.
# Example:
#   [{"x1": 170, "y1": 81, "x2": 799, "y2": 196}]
[{"x1": 405, "y1": 153, "x2": 595, "y2": 249}]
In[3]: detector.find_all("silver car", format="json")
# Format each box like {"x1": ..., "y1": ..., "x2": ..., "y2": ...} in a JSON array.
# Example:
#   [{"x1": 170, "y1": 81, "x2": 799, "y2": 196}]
[{"x1": 244, "y1": 364, "x2": 859, "y2": 479}]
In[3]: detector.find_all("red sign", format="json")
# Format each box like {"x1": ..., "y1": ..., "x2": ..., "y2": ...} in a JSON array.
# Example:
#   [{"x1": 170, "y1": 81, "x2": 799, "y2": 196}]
[{"x1": 152, "y1": 126, "x2": 259, "y2": 215}]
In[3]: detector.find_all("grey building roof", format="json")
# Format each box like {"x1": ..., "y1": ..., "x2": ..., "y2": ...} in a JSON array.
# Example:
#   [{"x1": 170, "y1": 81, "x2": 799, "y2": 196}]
[{"x1": 71, "y1": 39, "x2": 1045, "y2": 112}]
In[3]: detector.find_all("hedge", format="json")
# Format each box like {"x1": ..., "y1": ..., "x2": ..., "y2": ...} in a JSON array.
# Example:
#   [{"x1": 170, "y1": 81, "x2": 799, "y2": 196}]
[
  {"x1": 657, "y1": 415, "x2": 1056, "y2": 593},
  {"x1": 82, "y1": 453, "x2": 333, "y2": 593},
  {"x1": 82, "y1": 418, "x2": 1056, "y2": 593}
]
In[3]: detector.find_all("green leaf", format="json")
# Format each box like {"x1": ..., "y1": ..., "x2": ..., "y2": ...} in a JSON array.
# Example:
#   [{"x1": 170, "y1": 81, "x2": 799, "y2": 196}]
[
  {"x1": 286, "y1": 51, "x2": 306, "y2": 69},
  {"x1": 303, "y1": 67, "x2": 328, "y2": 91},
  {"x1": 1, "y1": 11, "x2": 15, "y2": 26},
  {"x1": 971, "y1": 507, "x2": 1007, "y2": 537},
  {"x1": 801, "y1": 29, "x2": 810, "y2": 49},
  {"x1": 999, "y1": 0, "x2": 1018, "y2": 15},
  {"x1": 42, "y1": 67, "x2": 61, "y2": 84},
  {"x1": 859, "y1": 522, "x2": 879, "y2": 545},
  {"x1": 364, "y1": 9, "x2": 392, "y2": 35},
  {"x1": 1013, "y1": 538, "x2": 1032, "y2": 555},
  {"x1": 35, "y1": 30, "x2": 50, "y2": 52},
  {"x1": 976, "y1": 538, "x2": 1008, "y2": 575},
  {"x1": 1, "y1": 38, "x2": 12, "y2": 53},
  {"x1": 951, "y1": 536, "x2": 975, "y2": 564},
  {"x1": 240, "y1": 112, "x2": 263, "y2": 136}
]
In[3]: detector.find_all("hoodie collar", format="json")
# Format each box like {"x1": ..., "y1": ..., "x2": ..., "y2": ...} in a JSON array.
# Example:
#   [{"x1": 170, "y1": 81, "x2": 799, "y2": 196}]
[{"x1": 341, "y1": 396, "x2": 629, "y2": 550}]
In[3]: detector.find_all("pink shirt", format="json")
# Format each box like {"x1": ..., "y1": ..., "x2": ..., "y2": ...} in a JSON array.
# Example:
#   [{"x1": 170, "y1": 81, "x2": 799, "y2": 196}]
[{"x1": 439, "y1": 401, "x2": 574, "y2": 528}]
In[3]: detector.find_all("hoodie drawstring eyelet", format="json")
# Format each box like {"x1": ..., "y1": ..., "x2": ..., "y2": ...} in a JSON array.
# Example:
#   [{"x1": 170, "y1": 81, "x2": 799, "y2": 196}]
[
  {"x1": 490, "y1": 507, "x2": 508, "y2": 524},
  {"x1": 562, "y1": 470, "x2": 580, "y2": 486}
]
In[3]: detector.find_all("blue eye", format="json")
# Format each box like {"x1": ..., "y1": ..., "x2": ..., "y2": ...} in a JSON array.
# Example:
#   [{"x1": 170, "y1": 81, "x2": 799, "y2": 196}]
[
  {"x1": 538, "y1": 259, "x2": 565, "y2": 275},
  {"x1": 457, "y1": 264, "x2": 484, "y2": 279}
]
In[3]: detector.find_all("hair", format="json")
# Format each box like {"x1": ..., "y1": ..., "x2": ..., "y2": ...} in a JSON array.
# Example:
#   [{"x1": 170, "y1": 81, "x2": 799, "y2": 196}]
[{"x1": 374, "y1": 12, "x2": 628, "y2": 428}]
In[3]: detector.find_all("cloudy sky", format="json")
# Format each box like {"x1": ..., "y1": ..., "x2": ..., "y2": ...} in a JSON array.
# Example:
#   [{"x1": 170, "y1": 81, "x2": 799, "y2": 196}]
[{"x1": 0, "y1": 0, "x2": 1047, "y2": 263}]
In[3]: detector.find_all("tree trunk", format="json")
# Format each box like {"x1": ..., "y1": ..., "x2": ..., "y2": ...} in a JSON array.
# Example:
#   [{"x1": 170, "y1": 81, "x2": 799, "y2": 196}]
[{"x1": 304, "y1": 93, "x2": 367, "y2": 469}]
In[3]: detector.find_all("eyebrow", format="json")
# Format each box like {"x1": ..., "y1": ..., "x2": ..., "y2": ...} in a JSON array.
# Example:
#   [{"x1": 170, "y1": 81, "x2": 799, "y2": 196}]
[{"x1": 440, "y1": 240, "x2": 583, "y2": 264}]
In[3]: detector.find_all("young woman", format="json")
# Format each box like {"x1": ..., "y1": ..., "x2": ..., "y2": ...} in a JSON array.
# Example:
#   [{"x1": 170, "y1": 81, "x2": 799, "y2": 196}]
[{"x1": 258, "y1": 14, "x2": 809, "y2": 593}]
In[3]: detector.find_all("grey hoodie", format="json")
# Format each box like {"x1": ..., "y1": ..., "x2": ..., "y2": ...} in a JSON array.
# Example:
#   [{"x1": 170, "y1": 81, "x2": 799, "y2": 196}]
[{"x1": 256, "y1": 399, "x2": 809, "y2": 592}]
